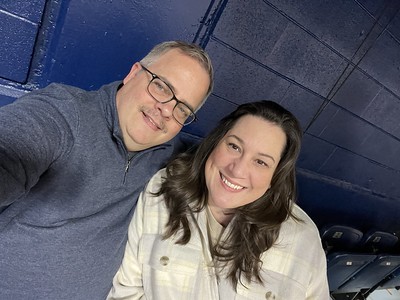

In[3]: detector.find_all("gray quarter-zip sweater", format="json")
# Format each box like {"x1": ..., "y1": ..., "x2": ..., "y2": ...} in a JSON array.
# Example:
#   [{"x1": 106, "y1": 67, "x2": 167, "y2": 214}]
[{"x1": 0, "y1": 81, "x2": 174, "y2": 299}]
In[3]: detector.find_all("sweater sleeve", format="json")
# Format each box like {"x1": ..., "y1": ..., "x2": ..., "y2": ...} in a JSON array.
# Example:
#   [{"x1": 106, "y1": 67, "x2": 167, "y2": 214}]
[
  {"x1": 294, "y1": 205, "x2": 330, "y2": 300},
  {"x1": 107, "y1": 184, "x2": 147, "y2": 300},
  {"x1": 0, "y1": 85, "x2": 76, "y2": 206},
  {"x1": 306, "y1": 240, "x2": 330, "y2": 299}
]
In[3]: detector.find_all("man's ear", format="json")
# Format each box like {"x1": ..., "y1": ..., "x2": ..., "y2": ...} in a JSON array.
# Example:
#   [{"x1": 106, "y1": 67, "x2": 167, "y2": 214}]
[{"x1": 122, "y1": 62, "x2": 141, "y2": 84}]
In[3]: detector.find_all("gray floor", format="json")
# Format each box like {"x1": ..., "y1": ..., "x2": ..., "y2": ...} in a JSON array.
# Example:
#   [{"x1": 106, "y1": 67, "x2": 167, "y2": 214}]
[{"x1": 369, "y1": 289, "x2": 400, "y2": 300}]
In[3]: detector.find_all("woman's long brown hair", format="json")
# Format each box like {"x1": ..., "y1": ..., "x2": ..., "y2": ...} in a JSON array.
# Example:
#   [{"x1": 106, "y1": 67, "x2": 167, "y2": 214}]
[{"x1": 154, "y1": 100, "x2": 303, "y2": 288}]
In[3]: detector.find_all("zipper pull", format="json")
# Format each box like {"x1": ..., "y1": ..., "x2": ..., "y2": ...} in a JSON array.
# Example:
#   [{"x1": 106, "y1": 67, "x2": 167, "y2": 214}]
[
  {"x1": 123, "y1": 159, "x2": 132, "y2": 184},
  {"x1": 125, "y1": 159, "x2": 131, "y2": 173}
]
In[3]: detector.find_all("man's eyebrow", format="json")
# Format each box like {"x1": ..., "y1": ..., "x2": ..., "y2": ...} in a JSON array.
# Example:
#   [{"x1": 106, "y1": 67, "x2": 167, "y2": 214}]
[
  {"x1": 158, "y1": 74, "x2": 193, "y2": 110},
  {"x1": 227, "y1": 134, "x2": 276, "y2": 163},
  {"x1": 158, "y1": 74, "x2": 176, "y2": 93}
]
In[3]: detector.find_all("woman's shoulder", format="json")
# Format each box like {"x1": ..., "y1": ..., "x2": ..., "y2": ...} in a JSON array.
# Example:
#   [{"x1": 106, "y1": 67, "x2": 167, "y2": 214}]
[
  {"x1": 258, "y1": 204, "x2": 325, "y2": 279},
  {"x1": 138, "y1": 168, "x2": 170, "y2": 233},
  {"x1": 145, "y1": 168, "x2": 167, "y2": 192},
  {"x1": 139, "y1": 168, "x2": 168, "y2": 213},
  {"x1": 273, "y1": 203, "x2": 323, "y2": 250}
]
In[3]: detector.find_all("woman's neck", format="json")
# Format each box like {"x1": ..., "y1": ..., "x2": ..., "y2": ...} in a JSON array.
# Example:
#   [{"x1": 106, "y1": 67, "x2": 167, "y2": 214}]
[{"x1": 207, "y1": 204, "x2": 233, "y2": 227}]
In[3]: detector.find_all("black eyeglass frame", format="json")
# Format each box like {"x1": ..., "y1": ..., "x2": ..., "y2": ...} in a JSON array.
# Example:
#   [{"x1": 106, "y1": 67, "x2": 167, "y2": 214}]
[{"x1": 140, "y1": 64, "x2": 197, "y2": 126}]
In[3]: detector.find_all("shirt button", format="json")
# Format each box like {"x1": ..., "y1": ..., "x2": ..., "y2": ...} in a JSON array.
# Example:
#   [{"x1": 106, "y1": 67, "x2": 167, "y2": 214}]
[
  {"x1": 265, "y1": 291, "x2": 275, "y2": 299},
  {"x1": 160, "y1": 256, "x2": 169, "y2": 266}
]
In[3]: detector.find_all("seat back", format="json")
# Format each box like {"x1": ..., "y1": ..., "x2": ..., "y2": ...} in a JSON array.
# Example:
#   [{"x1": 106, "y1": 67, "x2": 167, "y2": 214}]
[
  {"x1": 321, "y1": 225, "x2": 363, "y2": 254},
  {"x1": 362, "y1": 230, "x2": 398, "y2": 253},
  {"x1": 337, "y1": 255, "x2": 400, "y2": 293},
  {"x1": 378, "y1": 266, "x2": 400, "y2": 290},
  {"x1": 327, "y1": 253, "x2": 376, "y2": 292}
]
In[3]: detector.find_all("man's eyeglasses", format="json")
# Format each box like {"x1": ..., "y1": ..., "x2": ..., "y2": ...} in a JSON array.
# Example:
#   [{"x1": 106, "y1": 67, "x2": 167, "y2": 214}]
[{"x1": 140, "y1": 64, "x2": 197, "y2": 126}]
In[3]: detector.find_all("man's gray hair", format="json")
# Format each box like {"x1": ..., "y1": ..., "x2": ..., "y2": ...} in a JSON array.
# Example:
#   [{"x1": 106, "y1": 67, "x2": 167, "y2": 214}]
[{"x1": 140, "y1": 41, "x2": 214, "y2": 109}]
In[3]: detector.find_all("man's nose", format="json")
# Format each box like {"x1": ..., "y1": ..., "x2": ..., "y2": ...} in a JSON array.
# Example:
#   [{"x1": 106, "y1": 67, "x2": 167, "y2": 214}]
[{"x1": 155, "y1": 100, "x2": 175, "y2": 119}]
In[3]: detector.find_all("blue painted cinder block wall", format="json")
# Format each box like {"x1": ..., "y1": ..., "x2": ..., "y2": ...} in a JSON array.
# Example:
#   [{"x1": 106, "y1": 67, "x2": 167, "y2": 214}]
[
  {"x1": 0, "y1": 1, "x2": 45, "y2": 83},
  {"x1": 0, "y1": 0, "x2": 46, "y2": 105},
  {"x1": 0, "y1": 0, "x2": 214, "y2": 105},
  {"x1": 1, "y1": 0, "x2": 400, "y2": 247}
]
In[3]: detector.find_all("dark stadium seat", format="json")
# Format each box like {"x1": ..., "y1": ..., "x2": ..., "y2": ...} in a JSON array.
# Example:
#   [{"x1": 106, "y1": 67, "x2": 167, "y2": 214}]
[
  {"x1": 327, "y1": 253, "x2": 376, "y2": 292},
  {"x1": 378, "y1": 266, "x2": 400, "y2": 290},
  {"x1": 321, "y1": 225, "x2": 364, "y2": 254},
  {"x1": 336, "y1": 255, "x2": 400, "y2": 293}
]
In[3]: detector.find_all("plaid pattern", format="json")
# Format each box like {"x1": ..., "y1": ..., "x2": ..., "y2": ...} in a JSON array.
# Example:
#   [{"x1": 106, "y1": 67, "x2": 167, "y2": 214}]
[{"x1": 108, "y1": 169, "x2": 330, "y2": 300}]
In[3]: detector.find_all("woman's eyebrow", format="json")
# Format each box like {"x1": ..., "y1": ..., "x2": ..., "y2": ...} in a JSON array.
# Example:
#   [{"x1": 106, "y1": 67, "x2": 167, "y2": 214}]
[{"x1": 227, "y1": 134, "x2": 276, "y2": 163}]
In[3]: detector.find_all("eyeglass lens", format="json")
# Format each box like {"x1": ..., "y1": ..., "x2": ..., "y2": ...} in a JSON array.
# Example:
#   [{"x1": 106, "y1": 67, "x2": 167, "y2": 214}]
[{"x1": 148, "y1": 78, "x2": 195, "y2": 125}]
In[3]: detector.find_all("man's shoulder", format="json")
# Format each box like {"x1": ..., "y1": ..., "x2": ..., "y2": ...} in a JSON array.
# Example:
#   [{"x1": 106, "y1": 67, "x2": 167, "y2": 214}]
[
  {"x1": 14, "y1": 83, "x2": 88, "y2": 109},
  {"x1": 34, "y1": 82, "x2": 84, "y2": 94},
  {"x1": 22, "y1": 81, "x2": 119, "y2": 101}
]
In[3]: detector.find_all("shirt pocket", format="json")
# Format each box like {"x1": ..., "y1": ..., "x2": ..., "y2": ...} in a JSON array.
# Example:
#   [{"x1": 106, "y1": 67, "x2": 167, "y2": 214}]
[
  {"x1": 140, "y1": 234, "x2": 203, "y2": 298},
  {"x1": 233, "y1": 249, "x2": 309, "y2": 300},
  {"x1": 234, "y1": 271, "x2": 306, "y2": 300},
  {"x1": 234, "y1": 274, "x2": 280, "y2": 300}
]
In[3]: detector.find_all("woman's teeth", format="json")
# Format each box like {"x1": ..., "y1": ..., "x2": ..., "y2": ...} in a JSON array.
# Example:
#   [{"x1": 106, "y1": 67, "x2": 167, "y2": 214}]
[{"x1": 221, "y1": 175, "x2": 244, "y2": 190}]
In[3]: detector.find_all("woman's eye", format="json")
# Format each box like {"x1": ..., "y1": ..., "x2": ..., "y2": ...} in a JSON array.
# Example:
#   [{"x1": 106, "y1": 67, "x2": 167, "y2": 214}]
[
  {"x1": 228, "y1": 143, "x2": 240, "y2": 152},
  {"x1": 256, "y1": 159, "x2": 268, "y2": 167}
]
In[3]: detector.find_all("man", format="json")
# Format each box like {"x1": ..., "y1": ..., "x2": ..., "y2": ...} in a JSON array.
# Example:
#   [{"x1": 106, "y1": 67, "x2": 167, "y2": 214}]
[{"x1": 0, "y1": 41, "x2": 213, "y2": 299}]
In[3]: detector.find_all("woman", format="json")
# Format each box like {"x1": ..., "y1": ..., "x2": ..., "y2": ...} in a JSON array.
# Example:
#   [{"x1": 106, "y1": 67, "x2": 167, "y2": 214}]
[{"x1": 108, "y1": 101, "x2": 329, "y2": 299}]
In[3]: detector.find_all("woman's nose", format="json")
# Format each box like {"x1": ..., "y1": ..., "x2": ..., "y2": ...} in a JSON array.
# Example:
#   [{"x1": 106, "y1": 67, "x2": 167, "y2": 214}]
[{"x1": 228, "y1": 157, "x2": 247, "y2": 178}]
